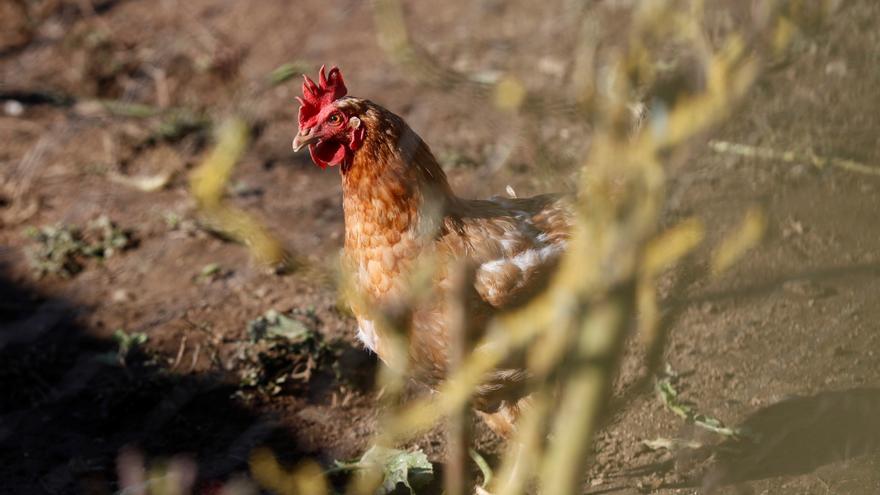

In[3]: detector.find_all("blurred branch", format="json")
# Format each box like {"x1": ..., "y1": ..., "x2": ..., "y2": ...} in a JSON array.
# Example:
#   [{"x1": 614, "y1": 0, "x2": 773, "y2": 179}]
[
  {"x1": 250, "y1": 449, "x2": 328, "y2": 495},
  {"x1": 638, "y1": 218, "x2": 705, "y2": 346},
  {"x1": 189, "y1": 118, "x2": 295, "y2": 270},
  {"x1": 711, "y1": 206, "x2": 767, "y2": 276},
  {"x1": 444, "y1": 263, "x2": 478, "y2": 495},
  {"x1": 709, "y1": 139, "x2": 880, "y2": 177},
  {"x1": 492, "y1": 392, "x2": 549, "y2": 495},
  {"x1": 539, "y1": 292, "x2": 633, "y2": 495},
  {"x1": 245, "y1": 2, "x2": 839, "y2": 494},
  {"x1": 373, "y1": 2, "x2": 826, "y2": 494}
]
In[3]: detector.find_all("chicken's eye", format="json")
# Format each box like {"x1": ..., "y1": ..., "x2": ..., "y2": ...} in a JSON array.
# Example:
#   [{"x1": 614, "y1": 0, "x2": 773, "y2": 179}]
[{"x1": 327, "y1": 113, "x2": 341, "y2": 124}]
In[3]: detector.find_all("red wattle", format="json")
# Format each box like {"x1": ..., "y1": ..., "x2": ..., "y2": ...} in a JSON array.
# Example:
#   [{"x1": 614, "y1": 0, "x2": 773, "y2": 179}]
[{"x1": 309, "y1": 140, "x2": 348, "y2": 169}]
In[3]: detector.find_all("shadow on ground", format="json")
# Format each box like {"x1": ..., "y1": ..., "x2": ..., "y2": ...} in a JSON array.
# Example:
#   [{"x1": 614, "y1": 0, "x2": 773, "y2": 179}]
[
  {"x1": 701, "y1": 388, "x2": 880, "y2": 491},
  {"x1": 0, "y1": 265, "x2": 303, "y2": 494}
]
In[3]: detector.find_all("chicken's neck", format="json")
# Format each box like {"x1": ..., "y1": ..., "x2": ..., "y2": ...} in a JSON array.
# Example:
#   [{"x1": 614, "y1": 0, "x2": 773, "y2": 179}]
[{"x1": 341, "y1": 118, "x2": 458, "y2": 300}]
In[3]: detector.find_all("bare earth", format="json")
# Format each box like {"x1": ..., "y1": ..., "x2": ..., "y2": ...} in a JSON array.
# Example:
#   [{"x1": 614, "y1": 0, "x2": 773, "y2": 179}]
[{"x1": 1, "y1": 1, "x2": 879, "y2": 494}]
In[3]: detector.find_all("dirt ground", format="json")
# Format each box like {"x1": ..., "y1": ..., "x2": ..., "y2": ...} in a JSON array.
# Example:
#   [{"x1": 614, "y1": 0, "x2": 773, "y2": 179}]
[{"x1": 2, "y1": 1, "x2": 879, "y2": 494}]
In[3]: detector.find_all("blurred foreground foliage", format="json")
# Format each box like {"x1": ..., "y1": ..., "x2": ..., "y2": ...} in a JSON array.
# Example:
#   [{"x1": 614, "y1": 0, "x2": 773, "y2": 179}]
[
  {"x1": 189, "y1": 119, "x2": 294, "y2": 270},
  {"x1": 127, "y1": 1, "x2": 839, "y2": 494},
  {"x1": 354, "y1": 2, "x2": 830, "y2": 495}
]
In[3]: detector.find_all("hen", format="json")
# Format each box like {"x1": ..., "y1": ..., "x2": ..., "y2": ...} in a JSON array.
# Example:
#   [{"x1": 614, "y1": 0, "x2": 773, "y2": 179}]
[{"x1": 292, "y1": 66, "x2": 572, "y2": 437}]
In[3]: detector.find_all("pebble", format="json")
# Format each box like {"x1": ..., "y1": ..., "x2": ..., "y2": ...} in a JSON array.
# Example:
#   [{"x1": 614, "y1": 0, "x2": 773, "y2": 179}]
[
  {"x1": 112, "y1": 289, "x2": 133, "y2": 303},
  {"x1": 782, "y1": 279, "x2": 828, "y2": 298},
  {"x1": 787, "y1": 163, "x2": 810, "y2": 181},
  {"x1": 825, "y1": 59, "x2": 848, "y2": 77},
  {"x1": 3, "y1": 100, "x2": 24, "y2": 117},
  {"x1": 782, "y1": 218, "x2": 805, "y2": 238},
  {"x1": 537, "y1": 56, "x2": 566, "y2": 78},
  {"x1": 699, "y1": 301, "x2": 719, "y2": 315}
]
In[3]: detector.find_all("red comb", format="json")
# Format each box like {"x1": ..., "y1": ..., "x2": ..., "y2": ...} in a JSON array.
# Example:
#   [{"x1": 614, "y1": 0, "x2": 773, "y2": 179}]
[{"x1": 297, "y1": 65, "x2": 347, "y2": 127}]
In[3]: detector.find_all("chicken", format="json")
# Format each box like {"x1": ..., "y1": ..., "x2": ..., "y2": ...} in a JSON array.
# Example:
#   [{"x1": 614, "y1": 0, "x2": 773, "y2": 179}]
[{"x1": 292, "y1": 66, "x2": 572, "y2": 437}]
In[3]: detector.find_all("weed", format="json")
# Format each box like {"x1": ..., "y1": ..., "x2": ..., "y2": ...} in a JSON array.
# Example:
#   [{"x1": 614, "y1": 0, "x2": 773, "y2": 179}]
[
  {"x1": 95, "y1": 329, "x2": 149, "y2": 366},
  {"x1": 237, "y1": 309, "x2": 343, "y2": 398},
  {"x1": 267, "y1": 61, "x2": 313, "y2": 87},
  {"x1": 25, "y1": 215, "x2": 133, "y2": 277},
  {"x1": 330, "y1": 446, "x2": 434, "y2": 495},
  {"x1": 83, "y1": 215, "x2": 133, "y2": 258},
  {"x1": 196, "y1": 263, "x2": 223, "y2": 283},
  {"x1": 163, "y1": 212, "x2": 182, "y2": 230},
  {"x1": 24, "y1": 224, "x2": 86, "y2": 277},
  {"x1": 655, "y1": 367, "x2": 750, "y2": 440}
]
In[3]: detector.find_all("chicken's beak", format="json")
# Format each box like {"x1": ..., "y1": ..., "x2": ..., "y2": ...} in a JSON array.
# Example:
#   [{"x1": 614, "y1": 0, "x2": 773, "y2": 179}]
[{"x1": 292, "y1": 128, "x2": 319, "y2": 152}]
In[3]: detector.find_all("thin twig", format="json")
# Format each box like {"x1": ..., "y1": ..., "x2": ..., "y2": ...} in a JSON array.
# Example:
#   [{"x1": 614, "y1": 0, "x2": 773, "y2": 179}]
[
  {"x1": 709, "y1": 140, "x2": 880, "y2": 177},
  {"x1": 170, "y1": 335, "x2": 188, "y2": 371}
]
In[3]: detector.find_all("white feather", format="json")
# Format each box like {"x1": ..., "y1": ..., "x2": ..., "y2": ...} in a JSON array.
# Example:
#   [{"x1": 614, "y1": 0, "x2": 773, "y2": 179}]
[
  {"x1": 479, "y1": 242, "x2": 566, "y2": 275},
  {"x1": 481, "y1": 258, "x2": 508, "y2": 274},
  {"x1": 357, "y1": 319, "x2": 379, "y2": 353}
]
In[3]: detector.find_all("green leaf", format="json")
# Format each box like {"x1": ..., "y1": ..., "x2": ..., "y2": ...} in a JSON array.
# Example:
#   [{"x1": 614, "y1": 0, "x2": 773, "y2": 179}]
[
  {"x1": 111, "y1": 329, "x2": 149, "y2": 365},
  {"x1": 656, "y1": 374, "x2": 749, "y2": 439},
  {"x1": 267, "y1": 61, "x2": 313, "y2": 86},
  {"x1": 469, "y1": 448, "x2": 493, "y2": 488},
  {"x1": 198, "y1": 263, "x2": 222, "y2": 281},
  {"x1": 247, "y1": 309, "x2": 312, "y2": 343},
  {"x1": 112, "y1": 329, "x2": 148, "y2": 349},
  {"x1": 334, "y1": 446, "x2": 434, "y2": 494}
]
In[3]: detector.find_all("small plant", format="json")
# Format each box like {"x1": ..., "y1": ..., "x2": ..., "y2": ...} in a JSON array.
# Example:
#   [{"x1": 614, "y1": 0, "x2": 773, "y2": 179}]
[
  {"x1": 330, "y1": 446, "x2": 434, "y2": 495},
  {"x1": 84, "y1": 215, "x2": 133, "y2": 257},
  {"x1": 196, "y1": 263, "x2": 223, "y2": 283},
  {"x1": 24, "y1": 224, "x2": 86, "y2": 277},
  {"x1": 25, "y1": 215, "x2": 133, "y2": 277},
  {"x1": 163, "y1": 211, "x2": 182, "y2": 230},
  {"x1": 655, "y1": 366, "x2": 750, "y2": 440},
  {"x1": 247, "y1": 309, "x2": 312, "y2": 342},
  {"x1": 237, "y1": 309, "x2": 342, "y2": 398},
  {"x1": 110, "y1": 329, "x2": 149, "y2": 366}
]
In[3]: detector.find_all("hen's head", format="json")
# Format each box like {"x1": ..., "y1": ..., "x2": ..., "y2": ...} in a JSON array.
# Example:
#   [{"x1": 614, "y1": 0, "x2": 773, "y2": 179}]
[{"x1": 292, "y1": 65, "x2": 366, "y2": 170}]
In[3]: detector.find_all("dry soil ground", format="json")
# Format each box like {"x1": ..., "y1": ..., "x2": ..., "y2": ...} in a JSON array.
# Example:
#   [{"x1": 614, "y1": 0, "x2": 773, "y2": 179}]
[{"x1": 1, "y1": 1, "x2": 879, "y2": 494}]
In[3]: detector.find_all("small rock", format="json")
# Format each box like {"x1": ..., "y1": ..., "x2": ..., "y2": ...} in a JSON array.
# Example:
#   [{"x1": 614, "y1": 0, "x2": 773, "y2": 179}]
[
  {"x1": 699, "y1": 301, "x2": 719, "y2": 315},
  {"x1": 787, "y1": 163, "x2": 810, "y2": 181},
  {"x1": 537, "y1": 56, "x2": 566, "y2": 78},
  {"x1": 825, "y1": 60, "x2": 847, "y2": 77},
  {"x1": 112, "y1": 289, "x2": 132, "y2": 303},
  {"x1": 782, "y1": 218, "x2": 805, "y2": 238},
  {"x1": 3, "y1": 100, "x2": 23, "y2": 117}
]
